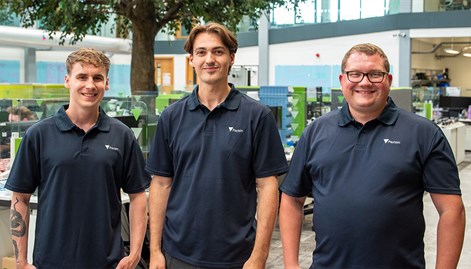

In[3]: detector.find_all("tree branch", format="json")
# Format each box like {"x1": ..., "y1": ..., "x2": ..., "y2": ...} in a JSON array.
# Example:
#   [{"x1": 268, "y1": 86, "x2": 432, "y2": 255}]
[{"x1": 155, "y1": 0, "x2": 184, "y2": 29}]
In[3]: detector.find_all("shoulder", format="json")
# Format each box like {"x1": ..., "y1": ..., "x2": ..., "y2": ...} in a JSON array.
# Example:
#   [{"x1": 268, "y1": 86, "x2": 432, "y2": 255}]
[
  {"x1": 395, "y1": 108, "x2": 441, "y2": 132},
  {"x1": 23, "y1": 117, "x2": 56, "y2": 135},
  {"x1": 106, "y1": 116, "x2": 136, "y2": 136},
  {"x1": 239, "y1": 94, "x2": 272, "y2": 114},
  {"x1": 306, "y1": 109, "x2": 340, "y2": 130},
  {"x1": 159, "y1": 95, "x2": 190, "y2": 118}
]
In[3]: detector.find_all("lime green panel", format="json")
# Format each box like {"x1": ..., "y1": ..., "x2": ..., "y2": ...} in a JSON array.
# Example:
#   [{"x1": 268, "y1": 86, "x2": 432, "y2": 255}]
[
  {"x1": 155, "y1": 94, "x2": 185, "y2": 113},
  {"x1": 33, "y1": 84, "x2": 69, "y2": 99},
  {"x1": 0, "y1": 84, "x2": 69, "y2": 99},
  {"x1": 0, "y1": 84, "x2": 34, "y2": 98},
  {"x1": 292, "y1": 86, "x2": 306, "y2": 137}
]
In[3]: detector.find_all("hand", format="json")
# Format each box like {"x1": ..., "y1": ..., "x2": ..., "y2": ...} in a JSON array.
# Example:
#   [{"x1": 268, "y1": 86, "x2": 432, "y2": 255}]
[
  {"x1": 16, "y1": 261, "x2": 36, "y2": 269},
  {"x1": 116, "y1": 255, "x2": 139, "y2": 269},
  {"x1": 148, "y1": 251, "x2": 166, "y2": 269},
  {"x1": 243, "y1": 256, "x2": 266, "y2": 269},
  {"x1": 284, "y1": 265, "x2": 302, "y2": 269}
]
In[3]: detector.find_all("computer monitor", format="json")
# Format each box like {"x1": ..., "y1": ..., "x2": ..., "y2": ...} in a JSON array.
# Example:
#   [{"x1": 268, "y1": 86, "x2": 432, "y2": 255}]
[
  {"x1": 268, "y1": 106, "x2": 282, "y2": 129},
  {"x1": 0, "y1": 120, "x2": 38, "y2": 158},
  {"x1": 438, "y1": 96, "x2": 471, "y2": 117},
  {"x1": 439, "y1": 96, "x2": 471, "y2": 110}
]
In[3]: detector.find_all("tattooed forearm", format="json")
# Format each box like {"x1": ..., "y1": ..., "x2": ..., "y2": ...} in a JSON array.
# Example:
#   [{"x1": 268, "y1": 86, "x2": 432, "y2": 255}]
[
  {"x1": 10, "y1": 197, "x2": 27, "y2": 237},
  {"x1": 12, "y1": 240, "x2": 18, "y2": 259}
]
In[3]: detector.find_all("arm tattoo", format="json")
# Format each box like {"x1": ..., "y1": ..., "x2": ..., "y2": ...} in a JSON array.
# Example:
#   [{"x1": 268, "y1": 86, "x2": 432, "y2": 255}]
[
  {"x1": 12, "y1": 240, "x2": 18, "y2": 259},
  {"x1": 11, "y1": 197, "x2": 27, "y2": 237}
]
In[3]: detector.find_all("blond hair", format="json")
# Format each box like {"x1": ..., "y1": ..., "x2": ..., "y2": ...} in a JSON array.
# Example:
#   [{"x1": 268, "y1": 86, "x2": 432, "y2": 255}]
[{"x1": 66, "y1": 48, "x2": 111, "y2": 75}]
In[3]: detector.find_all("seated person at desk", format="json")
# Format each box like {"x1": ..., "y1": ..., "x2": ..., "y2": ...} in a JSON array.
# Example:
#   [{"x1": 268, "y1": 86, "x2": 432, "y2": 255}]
[
  {"x1": 6, "y1": 106, "x2": 37, "y2": 122},
  {"x1": 0, "y1": 106, "x2": 37, "y2": 173}
]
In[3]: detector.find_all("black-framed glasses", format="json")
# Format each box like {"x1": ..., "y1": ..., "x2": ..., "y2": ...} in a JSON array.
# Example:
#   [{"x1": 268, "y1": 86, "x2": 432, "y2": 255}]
[{"x1": 345, "y1": 71, "x2": 388, "y2": 83}]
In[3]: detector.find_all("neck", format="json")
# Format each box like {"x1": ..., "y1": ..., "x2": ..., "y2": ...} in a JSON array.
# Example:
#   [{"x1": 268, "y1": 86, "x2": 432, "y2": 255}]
[
  {"x1": 66, "y1": 105, "x2": 100, "y2": 132},
  {"x1": 198, "y1": 82, "x2": 231, "y2": 111}
]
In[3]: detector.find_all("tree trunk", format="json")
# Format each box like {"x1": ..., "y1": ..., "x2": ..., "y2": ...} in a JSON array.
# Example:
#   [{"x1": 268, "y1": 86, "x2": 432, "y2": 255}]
[{"x1": 130, "y1": 19, "x2": 158, "y2": 95}]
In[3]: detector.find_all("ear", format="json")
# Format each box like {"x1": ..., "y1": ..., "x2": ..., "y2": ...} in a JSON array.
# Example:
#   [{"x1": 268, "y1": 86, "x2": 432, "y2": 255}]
[
  {"x1": 64, "y1": 74, "x2": 70, "y2": 89},
  {"x1": 338, "y1": 74, "x2": 343, "y2": 83},
  {"x1": 105, "y1": 77, "x2": 110, "y2": 91},
  {"x1": 189, "y1": 54, "x2": 194, "y2": 67},
  {"x1": 230, "y1": 53, "x2": 235, "y2": 65}
]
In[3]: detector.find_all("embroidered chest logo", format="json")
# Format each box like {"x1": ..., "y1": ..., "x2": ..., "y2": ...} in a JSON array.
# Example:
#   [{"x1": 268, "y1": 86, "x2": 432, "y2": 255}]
[
  {"x1": 383, "y1": 138, "x2": 401, "y2": 144},
  {"x1": 228, "y1": 127, "x2": 244, "y2": 133},
  {"x1": 105, "y1": 145, "x2": 120, "y2": 151}
]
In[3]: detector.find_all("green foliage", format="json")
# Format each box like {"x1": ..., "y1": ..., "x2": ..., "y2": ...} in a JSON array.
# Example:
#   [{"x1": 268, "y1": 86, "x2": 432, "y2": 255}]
[
  {"x1": 1, "y1": 0, "x2": 289, "y2": 42},
  {"x1": 0, "y1": 0, "x2": 294, "y2": 92},
  {"x1": 0, "y1": 8, "x2": 13, "y2": 25}
]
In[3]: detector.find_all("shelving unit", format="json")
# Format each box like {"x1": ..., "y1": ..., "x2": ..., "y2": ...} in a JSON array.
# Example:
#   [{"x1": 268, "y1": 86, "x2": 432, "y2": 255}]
[{"x1": 411, "y1": 68, "x2": 450, "y2": 88}]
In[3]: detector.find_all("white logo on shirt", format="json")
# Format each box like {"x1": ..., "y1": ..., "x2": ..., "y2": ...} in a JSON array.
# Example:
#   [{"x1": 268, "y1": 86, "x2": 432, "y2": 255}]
[
  {"x1": 105, "y1": 145, "x2": 119, "y2": 151},
  {"x1": 228, "y1": 127, "x2": 244, "y2": 133},
  {"x1": 383, "y1": 139, "x2": 401, "y2": 144}
]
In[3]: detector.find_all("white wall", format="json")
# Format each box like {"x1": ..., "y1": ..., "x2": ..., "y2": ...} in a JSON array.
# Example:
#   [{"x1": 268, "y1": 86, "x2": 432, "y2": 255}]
[
  {"x1": 410, "y1": 27, "x2": 471, "y2": 93},
  {"x1": 263, "y1": 30, "x2": 403, "y2": 87},
  {"x1": 1, "y1": 27, "x2": 471, "y2": 94}
]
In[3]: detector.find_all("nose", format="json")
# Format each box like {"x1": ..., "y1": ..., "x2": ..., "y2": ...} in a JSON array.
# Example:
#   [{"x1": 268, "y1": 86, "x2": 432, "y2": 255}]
[
  {"x1": 205, "y1": 52, "x2": 216, "y2": 63},
  {"x1": 358, "y1": 74, "x2": 373, "y2": 86},
  {"x1": 85, "y1": 78, "x2": 96, "y2": 89}
]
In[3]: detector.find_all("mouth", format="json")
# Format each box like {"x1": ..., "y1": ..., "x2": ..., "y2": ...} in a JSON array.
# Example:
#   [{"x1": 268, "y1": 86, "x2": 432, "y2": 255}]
[
  {"x1": 203, "y1": 66, "x2": 219, "y2": 72},
  {"x1": 82, "y1": 92, "x2": 98, "y2": 97},
  {"x1": 354, "y1": 89, "x2": 375, "y2": 95}
]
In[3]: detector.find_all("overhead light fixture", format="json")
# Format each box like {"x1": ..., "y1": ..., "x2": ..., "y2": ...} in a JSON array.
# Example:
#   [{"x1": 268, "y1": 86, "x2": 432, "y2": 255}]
[
  {"x1": 444, "y1": 47, "x2": 460, "y2": 54},
  {"x1": 444, "y1": 38, "x2": 460, "y2": 54},
  {"x1": 462, "y1": 46, "x2": 471, "y2": 57}
]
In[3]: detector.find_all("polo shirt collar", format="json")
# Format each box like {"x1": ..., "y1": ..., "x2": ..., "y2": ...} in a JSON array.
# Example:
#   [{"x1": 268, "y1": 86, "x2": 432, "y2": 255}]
[
  {"x1": 54, "y1": 105, "x2": 111, "y2": 132},
  {"x1": 338, "y1": 97, "x2": 399, "y2": 126},
  {"x1": 187, "y1": 83, "x2": 241, "y2": 111}
]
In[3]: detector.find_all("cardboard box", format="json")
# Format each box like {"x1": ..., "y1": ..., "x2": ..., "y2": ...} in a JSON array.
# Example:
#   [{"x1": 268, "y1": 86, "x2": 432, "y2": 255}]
[
  {"x1": 0, "y1": 209, "x2": 15, "y2": 258},
  {"x1": 2, "y1": 256, "x2": 15, "y2": 269}
]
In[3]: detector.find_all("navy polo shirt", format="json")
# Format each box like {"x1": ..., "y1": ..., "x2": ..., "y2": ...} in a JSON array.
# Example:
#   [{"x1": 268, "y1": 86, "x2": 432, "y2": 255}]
[
  {"x1": 6, "y1": 105, "x2": 151, "y2": 269},
  {"x1": 280, "y1": 98, "x2": 461, "y2": 269},
  {"x1": 146, "y1": 84, "x2": 288, "y2": 268}
]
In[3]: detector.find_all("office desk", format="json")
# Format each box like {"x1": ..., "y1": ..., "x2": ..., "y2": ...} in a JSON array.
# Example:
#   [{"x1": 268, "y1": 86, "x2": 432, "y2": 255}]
[
  {"x1": 440, "y1": 122, "x2": 466, "y2": 164},
  {"x1": 459, "y1": 119, "x2": 471, "y2": 151}
]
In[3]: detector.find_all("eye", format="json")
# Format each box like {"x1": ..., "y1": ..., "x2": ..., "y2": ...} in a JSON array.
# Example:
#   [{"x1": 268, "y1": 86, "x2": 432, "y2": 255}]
[
  {"x1": 370, "y1": 72, "x2": 384, "y2": 78},
  {"x1": 214, "y1": 49, "x2": 225, "y2": 55},
  {"x1": 194, "y1": 50, "x2": 206, "y2": 56},
  {"x1": 348, "y1": 72, "x2": 362, "y2": 78}
]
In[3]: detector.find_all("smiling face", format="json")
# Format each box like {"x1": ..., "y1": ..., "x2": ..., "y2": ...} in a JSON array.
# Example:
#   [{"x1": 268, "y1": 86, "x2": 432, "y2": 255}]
[
  {"x1": 339, "y1": 52, "x2": 392, "y2": 122},
  {"x1": 189, "y1": 32, "x2": 234, "y2": 88},
  {"x1": 65, "y1": 62, "x2": 109, "y2": 111}
]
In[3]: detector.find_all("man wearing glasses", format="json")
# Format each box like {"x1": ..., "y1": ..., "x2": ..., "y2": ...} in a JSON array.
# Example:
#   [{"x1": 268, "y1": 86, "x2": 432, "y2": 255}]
[{"x1": 279, "y1": 43, "x2": 465, "y2": 269}]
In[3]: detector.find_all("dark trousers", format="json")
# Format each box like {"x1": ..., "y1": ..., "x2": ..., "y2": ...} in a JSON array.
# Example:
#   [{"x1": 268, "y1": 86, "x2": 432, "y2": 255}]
[{"x1": 164, "y1": 252, "x2": 243, "y2": 269}]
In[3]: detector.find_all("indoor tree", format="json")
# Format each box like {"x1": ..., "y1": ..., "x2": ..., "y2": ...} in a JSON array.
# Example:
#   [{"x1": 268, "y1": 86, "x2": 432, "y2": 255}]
[{"x1": 0, "y1": 0, "x2": 292, "y2": 94}]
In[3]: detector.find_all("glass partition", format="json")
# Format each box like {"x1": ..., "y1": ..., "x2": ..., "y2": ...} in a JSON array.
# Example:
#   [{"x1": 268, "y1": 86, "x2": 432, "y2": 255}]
[{"x1": 0, "y1": 96, "x2": 156, "y2": 175}]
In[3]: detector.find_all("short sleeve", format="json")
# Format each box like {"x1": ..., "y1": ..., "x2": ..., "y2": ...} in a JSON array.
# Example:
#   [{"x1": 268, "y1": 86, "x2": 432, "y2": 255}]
[{"x1": 280, "y1": 131, "x2": 312, "y2": 197}]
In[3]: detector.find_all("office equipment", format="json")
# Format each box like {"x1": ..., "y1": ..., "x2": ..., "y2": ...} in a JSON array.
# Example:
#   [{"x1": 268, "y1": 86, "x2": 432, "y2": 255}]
[
  {"x1": 0, "y1": 120, "x2": 37, "y2": 158},
  {"x1": 439, "y1": 96, "x2": 471, "y2": 117},
  {"x1": 268, "y1": 106, "x2": 282, "y2": 129}
]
